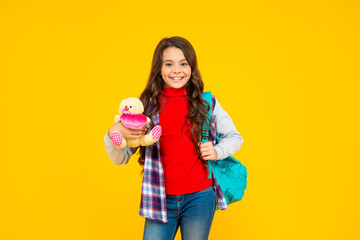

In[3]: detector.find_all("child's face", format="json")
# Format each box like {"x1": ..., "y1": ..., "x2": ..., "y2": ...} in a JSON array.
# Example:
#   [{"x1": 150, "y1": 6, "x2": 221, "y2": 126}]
[{"x1": 161, "y1": 47, "x2": 191, "y2": 89}]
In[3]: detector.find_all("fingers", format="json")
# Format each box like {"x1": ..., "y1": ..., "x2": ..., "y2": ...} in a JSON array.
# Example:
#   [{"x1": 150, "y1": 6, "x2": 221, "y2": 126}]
[
  {"x1": 133, "y1": 129, "x2": 147, "y2": 134},
  {"x1": 199, "y1": 142, "x2": 213, "y2": 151},
  {"x1": 198, "y1": 141, "x2": 217, "y2": 160},
  {"x1": 200, "y1": 148, "x2": 214, "y2": 157},
  {"x1": 203, "y1": 155, "x2": 215, "y2": 160},
  {"x1": 201, "y1": 151, "x2": 216, "y2": 160},
  {"x1": 110, "y1": 121, "x2": 148, "y2": 139},
  {"x1": 127, "y1": 134, "x2": 142, "y2": 139},
  {"x1": 127, "y1": 129, "x2": 146, "y2": 139},
  {"x1": 201, "y1": 150, "x2": 213, "y2": 157},
  {"x1": 118, "y1": 125, "x2": 146, "y2": 139}
]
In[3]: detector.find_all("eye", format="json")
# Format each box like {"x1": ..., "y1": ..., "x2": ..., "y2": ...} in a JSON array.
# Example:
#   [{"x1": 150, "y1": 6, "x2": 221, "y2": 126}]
[
  {"x1": 130, "y1": 106, "x2": 132, "y2": 108},
  {"x1": 165, "y1": 63, "x2": 172, "y2": 66},
  {"x1": 181, "y1": 62, "x2": 188, "y2": 66},
  {"x1": 125, "y1": 105, "x2": 127, "y2": 108}
]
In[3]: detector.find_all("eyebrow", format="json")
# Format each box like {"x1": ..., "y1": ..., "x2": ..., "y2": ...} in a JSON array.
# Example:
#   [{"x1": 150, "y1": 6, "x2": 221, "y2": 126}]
[{"x1": 163, "y1": 59, "x2": 187, "y2": 63}]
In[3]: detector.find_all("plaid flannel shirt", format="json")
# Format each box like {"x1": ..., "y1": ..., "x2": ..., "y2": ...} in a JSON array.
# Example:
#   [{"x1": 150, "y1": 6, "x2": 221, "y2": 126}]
[{"x1": 139, "y1": 95, "x2": 227, "y2": 223}]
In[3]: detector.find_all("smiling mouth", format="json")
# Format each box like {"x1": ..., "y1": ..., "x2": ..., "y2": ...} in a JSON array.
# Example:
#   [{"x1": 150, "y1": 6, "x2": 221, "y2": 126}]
[{"x1": 170, "y1": 76, "x2": 185, "y2": 80}]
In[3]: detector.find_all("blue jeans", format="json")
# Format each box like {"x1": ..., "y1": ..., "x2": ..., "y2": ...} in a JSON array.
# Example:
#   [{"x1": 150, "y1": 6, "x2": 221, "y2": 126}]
[{"x1": 143, "y1": 185, "x2": 216, "y2": 240}]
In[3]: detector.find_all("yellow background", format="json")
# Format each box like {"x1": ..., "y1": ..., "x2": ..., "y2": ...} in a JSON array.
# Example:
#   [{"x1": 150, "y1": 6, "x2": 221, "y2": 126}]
[{"x1": 1, "y1": 0, "x2": 359, "y2": 239}]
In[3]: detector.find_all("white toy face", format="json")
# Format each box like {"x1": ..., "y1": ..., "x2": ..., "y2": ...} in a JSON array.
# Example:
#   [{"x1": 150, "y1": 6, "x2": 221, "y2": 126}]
[{"x1": 119, "y1": 97, "x2": 144, "y2": 114}]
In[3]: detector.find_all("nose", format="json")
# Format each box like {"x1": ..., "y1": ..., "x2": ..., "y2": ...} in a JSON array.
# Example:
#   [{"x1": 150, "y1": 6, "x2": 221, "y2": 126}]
[{"x1": 173, "y1": 64, "x2": 181, "y2": 73}]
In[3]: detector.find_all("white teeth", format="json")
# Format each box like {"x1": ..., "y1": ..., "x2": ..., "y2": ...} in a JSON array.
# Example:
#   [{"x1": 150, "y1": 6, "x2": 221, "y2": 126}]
[{"x1": 171, "y1": 77, "x2": 183, "y2": 80}]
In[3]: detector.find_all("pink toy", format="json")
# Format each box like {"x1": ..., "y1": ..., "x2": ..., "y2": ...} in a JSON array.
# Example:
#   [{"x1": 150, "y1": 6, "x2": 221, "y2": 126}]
[
  {"x1": 111, "y1": 97, "x2": 162, "y2": 148},
  {"x1": 120, "y1": 108, "x2": 148, "y2": 129}
]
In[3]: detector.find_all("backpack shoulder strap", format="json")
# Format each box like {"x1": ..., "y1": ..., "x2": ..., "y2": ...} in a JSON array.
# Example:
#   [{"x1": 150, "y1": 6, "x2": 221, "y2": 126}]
[
  {"x1": 202, "y1": 91, "x2": 216, "y2": 179},
  {"x1": 201, "y1": 91, "x2": 212, "y2": 144},
  {"x1": 202, "y1": 91, "x2": 213, "y2": 112}
]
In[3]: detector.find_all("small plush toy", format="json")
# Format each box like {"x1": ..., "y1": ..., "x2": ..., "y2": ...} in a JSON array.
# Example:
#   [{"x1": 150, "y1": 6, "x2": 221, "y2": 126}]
[{"x1": 111, "y1": 97, "x2": 162, "y2": 148}]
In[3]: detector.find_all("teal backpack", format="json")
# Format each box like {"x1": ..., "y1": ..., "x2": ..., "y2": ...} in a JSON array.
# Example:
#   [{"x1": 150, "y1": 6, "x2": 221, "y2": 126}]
[{"x1": 202, "y1": 92, "x2": 247, "y2": 209}]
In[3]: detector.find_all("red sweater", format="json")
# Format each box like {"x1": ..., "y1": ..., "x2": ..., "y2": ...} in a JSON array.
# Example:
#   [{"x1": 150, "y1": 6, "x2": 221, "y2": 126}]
[{"x1": 158, "y1": 87, "x2": 213, "y2": 195}]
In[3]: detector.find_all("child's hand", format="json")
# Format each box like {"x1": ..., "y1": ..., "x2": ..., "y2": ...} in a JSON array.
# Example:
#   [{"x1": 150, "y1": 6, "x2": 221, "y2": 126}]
[
  {"x1": 199, "y1": 142, "x2": 218, "y2": 161},
  {"x1": 108, "y1": 122, "x2": 147, "y2": 139}
]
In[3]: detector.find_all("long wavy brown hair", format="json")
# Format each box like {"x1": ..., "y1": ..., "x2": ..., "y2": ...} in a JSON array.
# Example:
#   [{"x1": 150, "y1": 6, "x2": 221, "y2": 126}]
[{"x1": 138, "y1": 36, "x2": 211, "y2": 170}]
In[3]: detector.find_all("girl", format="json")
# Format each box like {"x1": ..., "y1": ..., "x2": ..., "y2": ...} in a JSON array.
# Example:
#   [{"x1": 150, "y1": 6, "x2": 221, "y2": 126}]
[{"x1": 104, "y1": 36, "x2": 243, "y2": 240}]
